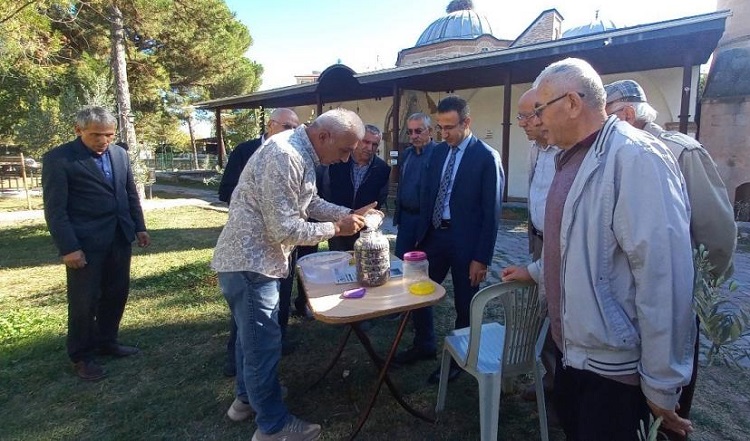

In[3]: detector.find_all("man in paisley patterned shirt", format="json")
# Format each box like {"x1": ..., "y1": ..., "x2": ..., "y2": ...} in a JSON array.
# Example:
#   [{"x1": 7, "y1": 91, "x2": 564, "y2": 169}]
[{"x1": 212, "y1": 108, "x2": 374, "y2": 441}]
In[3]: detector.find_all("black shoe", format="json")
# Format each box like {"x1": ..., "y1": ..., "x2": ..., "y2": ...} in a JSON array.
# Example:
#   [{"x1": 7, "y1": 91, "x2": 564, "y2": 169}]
[
  {"x1": 96, "y1": 344, "x2": 139, "y2": 358},
  {"x1": 73, "y1": 360, "x2": 107, "y2": 381},
  {"x1": 428, "y1": 361, "x2": 462, "y2": 384},
  {"x1": 393, "y1": 347, "x2": 436, "y2": 366}
]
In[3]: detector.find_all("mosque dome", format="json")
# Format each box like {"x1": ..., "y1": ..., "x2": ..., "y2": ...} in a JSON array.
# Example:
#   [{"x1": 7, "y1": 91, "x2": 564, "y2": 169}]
[
  {"x1": 415, "y1": 0, "x2": 493, "y2": 47},
  {"x1": 562, "y1": 11, "x2": 618, "y2": 38}
]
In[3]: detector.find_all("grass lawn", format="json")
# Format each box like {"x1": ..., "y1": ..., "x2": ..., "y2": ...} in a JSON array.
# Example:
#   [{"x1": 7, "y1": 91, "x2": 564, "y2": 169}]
[
  {"x1": 0, "y1": 195, "x2": 43, "y2": 211},
  {"x1": 0, "y1": 206, "x2": 556, "y2": 441},
  {"x1": 1, "y1": 204, "x2": 748, "y2": 440}
]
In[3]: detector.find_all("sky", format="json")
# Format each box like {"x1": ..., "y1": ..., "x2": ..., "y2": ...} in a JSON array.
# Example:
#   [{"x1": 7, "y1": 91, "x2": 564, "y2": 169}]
[{"x1": 224, "y1": 0, "x2": 718, "y2": 91}]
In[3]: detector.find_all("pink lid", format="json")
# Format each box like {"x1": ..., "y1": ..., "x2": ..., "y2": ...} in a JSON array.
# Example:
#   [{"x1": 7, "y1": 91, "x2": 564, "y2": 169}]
[{"x1": 403, "y1": 251, "x2": 427, "y2": 261}]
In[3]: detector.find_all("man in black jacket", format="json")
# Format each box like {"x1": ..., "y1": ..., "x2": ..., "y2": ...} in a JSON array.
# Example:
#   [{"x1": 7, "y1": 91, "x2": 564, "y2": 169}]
[
  {"x1": 218, "y1": 108, "x2": 300, "y2": 203},
  {"x1": 326, "y1": 124, "x2": 391, "y2": 251},
  {"x1": 42, "y1": 106, "x2": 151, "y2": 381}
]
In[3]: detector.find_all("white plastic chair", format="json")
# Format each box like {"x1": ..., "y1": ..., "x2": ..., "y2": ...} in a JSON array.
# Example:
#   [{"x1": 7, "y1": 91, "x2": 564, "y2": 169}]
[{"x1": 435, "y1": 281, "x2": 550, "y2": 441}]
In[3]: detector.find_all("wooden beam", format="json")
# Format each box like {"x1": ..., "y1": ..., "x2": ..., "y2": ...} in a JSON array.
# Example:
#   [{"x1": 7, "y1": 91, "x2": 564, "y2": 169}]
[{"x1": 391, "y1": 84, "x2": 401, "y2": 185}]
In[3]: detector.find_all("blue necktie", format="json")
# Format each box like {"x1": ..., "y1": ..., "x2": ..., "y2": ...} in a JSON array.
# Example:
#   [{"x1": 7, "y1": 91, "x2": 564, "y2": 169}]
[{"x1": 432, "y1": 146, "x2": 458, "y2": 228}]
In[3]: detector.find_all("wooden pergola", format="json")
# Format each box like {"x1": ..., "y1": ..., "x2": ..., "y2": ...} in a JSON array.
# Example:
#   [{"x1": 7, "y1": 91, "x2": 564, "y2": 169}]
[{"x1": 197, "y1": 11, "x2": 729, "y2": 199}]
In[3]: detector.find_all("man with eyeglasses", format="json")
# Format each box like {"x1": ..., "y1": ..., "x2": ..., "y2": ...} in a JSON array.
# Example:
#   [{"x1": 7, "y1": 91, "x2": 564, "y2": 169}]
[
  {"x1": 516, "y1": 88, "x2": 559, "y2": 404},
  {"x1": 394, "y1": 96, "x2": 504, "y2": 385},
  {"x1": 219, "y1": 108, "x2": 300, "y2": 204},
  {"x1": 502, "y1": 58, "x2": 696, "y2": 440},
  {"x1": 393, "y1": 113, "x2": 436, "y2": 259},
  {"x1": 605, "y1": 79, "x2": 736, "y2": 441},
  {"x1": 325, "y1": 124, "x2": 391, "y2": 251},
  {"x1": 218, "y1": 108, "x2": 299, "y2": 377}
]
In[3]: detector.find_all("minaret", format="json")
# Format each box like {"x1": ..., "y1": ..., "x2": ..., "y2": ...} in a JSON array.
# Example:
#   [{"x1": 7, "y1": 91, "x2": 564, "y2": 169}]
[{"x1": 700, "y1": 0, "x2": 750, "y2": 212}]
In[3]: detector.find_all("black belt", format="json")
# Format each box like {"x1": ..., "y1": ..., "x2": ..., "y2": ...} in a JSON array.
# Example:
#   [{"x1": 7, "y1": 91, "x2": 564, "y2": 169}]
[
  {"x1": 400, "y1": 206, "x2": 420, "y2": 215},
  {"x1": 438, "y1": 219, "x2": 451, "y2": 229}
]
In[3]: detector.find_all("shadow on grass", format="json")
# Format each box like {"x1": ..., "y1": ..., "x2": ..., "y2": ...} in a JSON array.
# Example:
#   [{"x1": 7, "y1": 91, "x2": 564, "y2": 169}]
[
  {"x1": 0, "y1": 225, "x2": 223, "y2": 270},
  {"x1": 1, "y1": 275, "x2": 561, "y2": 441},
  {"x1": 0, "y1": 318, "x2": 239, "y2": 441},
  {"x1": 130, "y1": 260, "x2": 216, "y2": 303}
]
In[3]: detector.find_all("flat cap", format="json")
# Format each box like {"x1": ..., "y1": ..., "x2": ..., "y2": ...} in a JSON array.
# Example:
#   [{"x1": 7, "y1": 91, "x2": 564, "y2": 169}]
[{"x1": 604, "y1": 80, "x2": 648, "y2": 104}]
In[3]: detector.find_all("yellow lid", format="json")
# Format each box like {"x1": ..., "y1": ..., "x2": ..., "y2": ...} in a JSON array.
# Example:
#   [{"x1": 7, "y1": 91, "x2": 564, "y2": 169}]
[{"x1": 409, "y1": 281, "x2": 435, "y2": 296}]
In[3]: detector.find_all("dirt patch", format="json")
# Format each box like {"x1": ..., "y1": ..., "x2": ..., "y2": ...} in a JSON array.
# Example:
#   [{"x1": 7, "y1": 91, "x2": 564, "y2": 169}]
[{"x1": 691, "y1": 365, "x2": 750, "y2": 440}]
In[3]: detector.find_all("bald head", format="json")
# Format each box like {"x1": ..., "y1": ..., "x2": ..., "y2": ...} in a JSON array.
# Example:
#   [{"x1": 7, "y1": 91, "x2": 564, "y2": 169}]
[
  {"x1": 267, "y1": 108, "x2": 300, "y2": 137},
  {"x1": 517, "y1": 89, "x2": 546, "y2": 144},
  {"x1": 306, "y1": 108, "x2": 365, "y2": 165}
]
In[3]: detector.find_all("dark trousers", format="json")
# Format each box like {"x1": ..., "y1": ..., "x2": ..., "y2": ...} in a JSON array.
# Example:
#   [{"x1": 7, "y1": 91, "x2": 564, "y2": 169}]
[
  {"x1": 278, "y1": 245, "x2": 318, "y2": 336},
  {"x1": 66, "y1": 240, "x2": 132, "y2": 363},
  {"x1": 411, "y1": 226, "x2": 478, "y2": 352},
  {"x1": 394, "y1": 211, "x2": 421, "y2": 259},
  {"x1": 554, "y1": 351, "x2": 651, "y2": 441},
  {"x1": 328, "y1": 235, "x2": 357, "y2": 252}
]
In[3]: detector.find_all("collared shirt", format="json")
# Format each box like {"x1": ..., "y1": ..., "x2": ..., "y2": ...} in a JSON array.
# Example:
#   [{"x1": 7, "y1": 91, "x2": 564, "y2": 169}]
[
  {"x1": 529, "y1": 143, "x2": 560, "y2": 232},
  {"x1": 439, "y1": 133, "x2": 472, "y2": 220},
  {"x1": 211, "y1": 125, "x2": 351, "y2": 277},
  {"x1": 92, "y1": 149, "x2": 114, "y2": 184},
  {"x1": 351, "y1": 157, "x2": 372, "y2": 194},
  {"x1": 398, "y1": 142, "x2": 434, "y2": 211}
]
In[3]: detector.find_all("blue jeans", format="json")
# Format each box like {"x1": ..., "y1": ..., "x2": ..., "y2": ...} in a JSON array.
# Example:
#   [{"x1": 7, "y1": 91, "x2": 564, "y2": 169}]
[{"x1": 219, "y1": 271, "x2": 288, "y2": 434}]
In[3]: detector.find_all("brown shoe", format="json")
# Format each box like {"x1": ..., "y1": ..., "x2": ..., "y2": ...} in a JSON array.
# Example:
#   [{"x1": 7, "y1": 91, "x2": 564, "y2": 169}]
[
  {"x1": 73, "y1": 360, "x2": 107, "y2": 381},
  {"x1": 96, "y1": 344, "x2": 139, "y2": 357}
]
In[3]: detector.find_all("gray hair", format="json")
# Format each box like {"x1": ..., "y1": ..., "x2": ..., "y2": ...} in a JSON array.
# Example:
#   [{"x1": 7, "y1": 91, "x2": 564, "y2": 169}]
[
  {"x1": 533, "y1": 58, "x2": 606, "y2": 110},
  {"x1": 407, "y1": 112, "x2": 432, "y2": 129},
  {"x1": 75, "y1": 106, "x2": 117, "y2": 129},
  {"x1": 632, "y1": 102, "x2": 658, "y2": 124},
  {"x1": 311, "y1": 108, "x2": 365, "y2": 139},
  {"x1": 364, "y1": 124, "x2": 382, "y2": 139}
]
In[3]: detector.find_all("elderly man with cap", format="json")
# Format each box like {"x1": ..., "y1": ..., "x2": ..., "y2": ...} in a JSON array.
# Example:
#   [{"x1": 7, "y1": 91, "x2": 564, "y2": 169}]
[
  {"x1": 502, "y1": 58, "x2": 696, "y2": 440},
  {"x1": 605, "y1": 79, "x2": 737, "y2": 441}
]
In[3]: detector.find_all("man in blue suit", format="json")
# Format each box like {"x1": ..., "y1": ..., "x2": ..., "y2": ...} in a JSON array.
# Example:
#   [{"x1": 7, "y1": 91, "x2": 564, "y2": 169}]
[
  {"x1": 394, "y1": 95, "x2": 505, "y2": 384},
  {"x1": 43, "y1": 106, "x2": 151, "y2": 381}
]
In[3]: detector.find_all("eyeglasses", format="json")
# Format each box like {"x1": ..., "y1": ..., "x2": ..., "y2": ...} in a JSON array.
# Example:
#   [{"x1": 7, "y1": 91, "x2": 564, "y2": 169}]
[
  {"x1": 532, "y1": 92, "x2": 585, "y2": 118},
  {"x1": 406, "y1": 128, "x2": 426, "y2": 135},
  {"x1": 436, "y1": 121, "x2": 464, "y2": 132},
  {"x1": 516, "y1": 113, "x2": 535, "y2": 122},
  {"x1": 271, "y1": 120, "x2": 296, "y2": 130}
]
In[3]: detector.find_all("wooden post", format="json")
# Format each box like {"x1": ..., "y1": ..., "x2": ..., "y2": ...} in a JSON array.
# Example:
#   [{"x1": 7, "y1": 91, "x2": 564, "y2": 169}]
[
  {"x1": 679, "y1": 59, "x2": 693, "y2": 135},
  {"x1": 316, "y1": 93, "x2": 323, "y2": 117},
  {"x1": 391, "y1": 84, "x2": 401, "y2": 185},
  {"x1": 20, "y1": 153, "x2": 31, "y2": 210},
  {"x1": 215, "y1": 108, "x2": 225, "y2": 167},
  {"x1": 501, "y1": 72, "x2": 512, "y2": 202}
]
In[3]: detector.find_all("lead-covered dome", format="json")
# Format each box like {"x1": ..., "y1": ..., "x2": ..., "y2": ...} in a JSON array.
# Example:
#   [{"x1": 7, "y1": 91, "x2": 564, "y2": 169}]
[
  {"x1": 562, "y1": 11, "x2": 617, "y2": 38},
  {"x1": 415, "y1": 0, "x2": 493, "y2": 47}
]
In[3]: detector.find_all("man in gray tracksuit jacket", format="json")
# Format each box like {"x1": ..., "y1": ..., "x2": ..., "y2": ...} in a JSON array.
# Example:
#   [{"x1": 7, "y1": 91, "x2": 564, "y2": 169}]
[{"x1": 502, "y1": 58, "x2": 695, "y2": 440}]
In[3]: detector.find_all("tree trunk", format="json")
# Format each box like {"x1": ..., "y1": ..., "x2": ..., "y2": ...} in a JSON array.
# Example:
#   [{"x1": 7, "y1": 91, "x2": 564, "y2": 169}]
[
  {"x1": 187, "y1": 113, "x2": 199, "y2": 169},
  {"x1": 108, "y1": 4, "x2": 146, "y2": 198}
]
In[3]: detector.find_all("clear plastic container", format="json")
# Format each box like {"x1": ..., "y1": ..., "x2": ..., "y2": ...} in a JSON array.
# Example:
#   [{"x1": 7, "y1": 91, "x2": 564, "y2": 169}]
[{"x1": 403, "y1": 251, "x2": 429, "y2": 286}]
